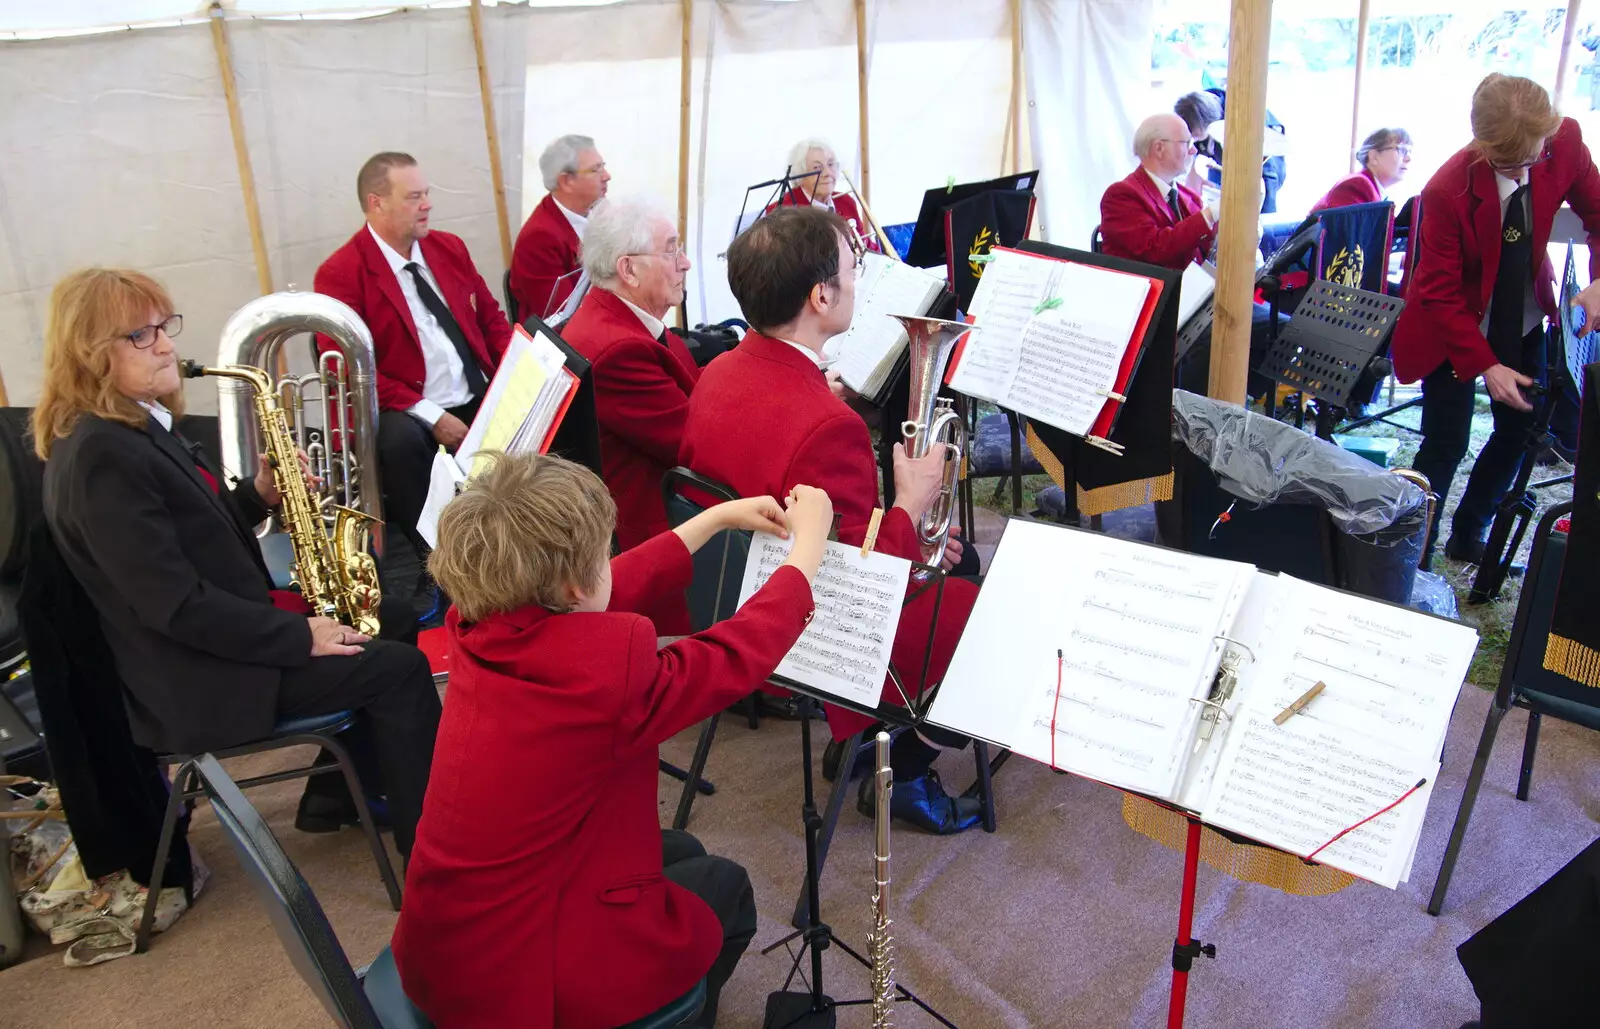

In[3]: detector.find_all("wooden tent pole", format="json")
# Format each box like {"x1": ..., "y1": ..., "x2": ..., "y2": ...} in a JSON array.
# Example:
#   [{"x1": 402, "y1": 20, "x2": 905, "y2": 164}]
[
  {"x1": 470, "y1": 0, "x2": 512, "y2": 268},
  {"x1": 1349, "y1": 0, "x2": 1369, "y2": 173},
  {"x1": 854, "y1": 0, "x2": 871, "y2": 203},
  {"x1": 209, "y1": 3, "x2": 272, "y2": 297},
  {"x1": 1010, "y1": 0, "x2": 1023, "y2": 174},
  {"x1": 1556, "y1": 0, "x2": 1584, "y2": 108},
  {"x1": 679, "y1": 0, "x2": 692, "y2": 248},
  {"x1": 1208, "y1": 0, "x2": 1271, "y2": 405}
]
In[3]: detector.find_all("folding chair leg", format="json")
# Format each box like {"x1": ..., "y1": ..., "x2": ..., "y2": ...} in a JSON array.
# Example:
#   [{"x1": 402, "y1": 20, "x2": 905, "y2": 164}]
[
  {"x1": 970, "y1": 741, "x2": 999, "y2": 834},
  {"x1": 138, "y1": 759, "x2": 195, "y2": 953},
  {"x1": 791, "y1": 729, "x2": 864, "y2": 930},
  {"x1": 1516, "y1": 710, "x2": 1541, "y2": 802},
  {"x1": 744, "y1": 693, "x2": 760, "y2": 731},
  {"x1": 672, "y1": 715, "x2": 722, "y2": 831},
  {"x1": 317, "y1": 733, "x2": 403, "y2": 911},
  {"x1": 1428, "y1": 701, "x2": 1508, "y2": 916}
]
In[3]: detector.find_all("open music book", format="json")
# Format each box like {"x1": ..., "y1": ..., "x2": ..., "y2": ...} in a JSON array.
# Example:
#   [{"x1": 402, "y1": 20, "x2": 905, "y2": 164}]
[
  {"x1": 415, "y1": 324, "x2": 580, "y2": 548},
  {"x1": 928, "y1": 519, "x2": 1478, "y2": 890},
  {"x1": 735, "y1": 532, "x2": 912, "y2": 710},
  {"x1": 948, "y1": 246, "x2": 1162, "y2": 447},
  {"x1": 823, "y1": 252, "x2": 946, "y2": 402}
]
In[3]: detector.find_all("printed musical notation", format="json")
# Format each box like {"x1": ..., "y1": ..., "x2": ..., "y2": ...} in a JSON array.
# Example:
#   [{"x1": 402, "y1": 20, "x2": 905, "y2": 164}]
[
  {"x1": 735, "y1": 532, "x2": 912, "y2": 708},
  {"x1": 1005, "y1": 530, "x2": 1254, "y2": 798},
  {"x1": 1204, "y1": 708, "x2": 1438, "y2": 889}
]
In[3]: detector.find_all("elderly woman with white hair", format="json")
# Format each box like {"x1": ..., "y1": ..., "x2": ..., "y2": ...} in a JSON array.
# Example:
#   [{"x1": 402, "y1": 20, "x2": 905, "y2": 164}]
[
  {"x1": 766, "y1": 138, "x2": 881, "y2": 252},
  {"x1": 510, "y1": 133, "x2": 611, "y2": 320},
  {"x1": 560, "y1": 198, "x2": 700, "y2": 570}
]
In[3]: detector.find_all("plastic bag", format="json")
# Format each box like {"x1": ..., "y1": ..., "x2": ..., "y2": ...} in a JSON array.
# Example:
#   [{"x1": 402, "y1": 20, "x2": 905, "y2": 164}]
[
  {"x1": 1172, "y1": 390, "x2": 1425, "y2": 538},
  {"x1": 1409, "y1": 570, "x2": 1461, "y2": 620}
]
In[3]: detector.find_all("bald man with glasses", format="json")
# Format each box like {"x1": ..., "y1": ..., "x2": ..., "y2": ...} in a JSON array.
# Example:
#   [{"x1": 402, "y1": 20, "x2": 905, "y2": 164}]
[{"x1": 1099, "y1": 113, "x2": 1219, "y2": 271}]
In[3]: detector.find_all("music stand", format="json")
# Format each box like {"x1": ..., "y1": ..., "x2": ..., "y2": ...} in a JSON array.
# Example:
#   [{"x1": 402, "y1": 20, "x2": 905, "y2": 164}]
[
  {"x1": 902, "y1": 170, "x2": 1040, "y2": 269},
  {"x1": 1256, "y1": 279, "x2": 1405, "y2": 440},
  {"x1": 760, "y1": 564, "x2": 957, "y2": 1029},
  {"x1": 734, "y1": 169, "x2": 824, "y2": 243}
]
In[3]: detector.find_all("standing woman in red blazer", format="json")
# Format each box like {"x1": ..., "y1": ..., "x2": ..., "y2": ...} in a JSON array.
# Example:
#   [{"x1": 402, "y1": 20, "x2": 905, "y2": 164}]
[
  {"x1": 1311, "y1": 127, "x2": 1412, "y2": 213},
  {"x1": 1390, "y1": 75, "x2": 1600, "y2": 566}
]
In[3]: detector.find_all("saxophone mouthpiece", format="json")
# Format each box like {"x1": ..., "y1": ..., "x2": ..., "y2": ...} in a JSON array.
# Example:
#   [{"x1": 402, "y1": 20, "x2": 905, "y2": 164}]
[{"x1": 180, "y1": 359, "x2": 206, "y2": 378}]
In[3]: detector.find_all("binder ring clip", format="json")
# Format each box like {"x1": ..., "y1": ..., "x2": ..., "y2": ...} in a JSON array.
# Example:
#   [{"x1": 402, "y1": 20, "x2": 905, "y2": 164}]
[{"x1": 1211, "y1": 635, "x2": 1256, "y2": 662}]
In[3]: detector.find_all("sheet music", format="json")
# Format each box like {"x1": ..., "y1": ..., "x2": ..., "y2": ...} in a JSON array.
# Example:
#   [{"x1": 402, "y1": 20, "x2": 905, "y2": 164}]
[
  {"x1": 459, "y1": 326, "x2": 569, "y2": 475},
  {"x1": 736, "y1": 532, "x2": 910, "y2": 709},
  {"x1": 826, "y1": 252, "x2": 944, "y2": 397},
  {"x1": 416, "y1": 448, "x2": 467, "y2": 550},
  {"x1": 952, "y1": 250, "x2": 1152, "y2": 438},
  {"x1": 1178, "y1": 261, "x2": 1216, "y2": 327},
  {"x1": 1201, "y1": 574, "x2": 1476, "y2": 887}
]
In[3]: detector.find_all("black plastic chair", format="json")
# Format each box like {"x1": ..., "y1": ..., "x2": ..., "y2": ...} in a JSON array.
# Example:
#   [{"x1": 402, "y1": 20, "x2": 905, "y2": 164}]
[
  {"x1": 502, "y1": 268, "x2": 520, "y2": 327},
  {"x1": 1428, "y1": 501, "x2": 1595, "y2": 915},
  {"x1": 1090, "y1": 224, "x2": 1103, "y2": 254},
  {"x1": 960, "y1": 406, "x2": 1042, "y2": 529},
  {"x1": 139, "y1": 711, "x2": 401, "y2": 951}
]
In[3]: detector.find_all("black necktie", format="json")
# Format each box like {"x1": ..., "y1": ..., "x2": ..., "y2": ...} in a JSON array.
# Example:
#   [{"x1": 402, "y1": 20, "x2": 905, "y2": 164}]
[
  {"x1": 656, "y1": 329, "x2": 669, "y2": 347},
  {"x1": 405, "y1": 262, "x2": 487, "y2": 397},
  {"x1": 1487, "y1": 183, "x2": 1532, "y2": 366},
  {"x1": 1167, "y1": 187, "x2": 1183, "y2": 223}
]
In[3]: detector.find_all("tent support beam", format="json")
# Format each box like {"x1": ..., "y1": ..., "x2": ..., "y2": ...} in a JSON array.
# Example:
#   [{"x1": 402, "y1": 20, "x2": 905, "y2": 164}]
[
  {"x1": 1556, "y1": 0, "x2": 1584, "y2": 108},
  {"x1": 209, "y1": 2, "x2": 271, "y2": 298},
  {"x1": 1349, "y1": 0, "x2": 1369, "y2": 173},
  {"x1": 1010, "y1": 0, "x2": 1023, "y2": 175},
  {"x1": 1208, "y1": 0, "x2": 1271, "y2": 405},
  {"x1": 470, "y1": 0, "x2": 512, "y2": 269},
  {"x1": 855, "y1": 0, "x2": 871, "y2": 204}
]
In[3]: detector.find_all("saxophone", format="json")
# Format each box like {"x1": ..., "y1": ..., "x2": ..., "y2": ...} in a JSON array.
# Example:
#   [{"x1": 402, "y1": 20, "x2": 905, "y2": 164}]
[
  {"x1": 182, "y1": 360, "x2": 382, "y2": 637},
  {"x1": 869, "y1": 730, "x2": 896, "y2": 1027}
]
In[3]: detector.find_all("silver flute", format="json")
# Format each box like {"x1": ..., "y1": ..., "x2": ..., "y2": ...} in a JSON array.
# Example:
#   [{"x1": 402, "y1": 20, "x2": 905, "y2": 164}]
[{"x1": 869, "y1": 731, "x2": 896, "y2": 1027}]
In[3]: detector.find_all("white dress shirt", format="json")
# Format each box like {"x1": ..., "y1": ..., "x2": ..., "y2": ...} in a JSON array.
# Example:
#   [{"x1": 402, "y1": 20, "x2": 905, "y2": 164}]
[
  {"x1": 138, "y1": 399, "x2": 173, "y2": 431},
  {"x1": 616, "y1": 293, "x2": 667, "y2": 341},
  {"x1": 776, "y1": 338, "x2": 825, "y2": 367},
  {"x1": 1146, "y1": 167, "x2": 1217, "y2": 230},
  {"x1": 1480, "y1": 171, "x2": 1545, "y2": 339},
  {"x1": 553, "y1": 196, "x2": 589, "y2": 239},
  {"x1": 367, "y1": 225, "x2": 472, "y2": 427}
]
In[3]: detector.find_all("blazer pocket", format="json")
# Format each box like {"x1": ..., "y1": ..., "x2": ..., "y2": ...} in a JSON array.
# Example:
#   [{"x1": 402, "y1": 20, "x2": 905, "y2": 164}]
[{"x1": 598, "y1": 873, "x2": 663, "y2": 906}]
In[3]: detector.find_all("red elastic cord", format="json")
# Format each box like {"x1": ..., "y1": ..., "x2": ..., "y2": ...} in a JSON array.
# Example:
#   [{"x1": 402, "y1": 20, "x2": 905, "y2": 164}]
[
  {"x1": 1305, "y1": 777, "x2": 1428, "y2": 863},
  {"x1": 1049, "y1": 648, "x2": 1064, "y2": 771}
]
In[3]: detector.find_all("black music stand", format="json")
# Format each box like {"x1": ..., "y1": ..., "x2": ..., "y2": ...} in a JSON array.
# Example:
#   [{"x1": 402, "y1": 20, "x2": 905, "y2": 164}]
[
  {"x1": 733, "y1": 169, "x2": 825, "y2": 242},
  {"x1": 1009, "y1": 242, "x2": 1182, "y2": 522},
  {"x1": 903, "y1": 170, "x2": 1041, "y2": 269},
  {"x1": 1256, "y1": 280, "x2": 1405, "y2": 441},
  {"x1": 761, "y1": 564, "x2": 958, "y2": 1029}
]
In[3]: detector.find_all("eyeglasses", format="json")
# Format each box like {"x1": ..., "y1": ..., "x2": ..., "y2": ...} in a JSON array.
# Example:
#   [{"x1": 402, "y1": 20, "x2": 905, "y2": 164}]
[
  {"x1": 576, "y1": 162, "x2": 607, "y2": 177},
  {"x1": 1377, "y1": 145, "x2": 1414, "y2": 158},
  {"x1": 1159, "y1": 138, "x2": 1202, "y2": 152},
  {"x1": 1491, "y1": 147, "x2": 1553, "y2": 172},
  {"x1": 625, "y1": 243, "x2": 686, "y2": 261},
  {"x1": 119, "y1": 314, "x2": 182, "y2": 350}
]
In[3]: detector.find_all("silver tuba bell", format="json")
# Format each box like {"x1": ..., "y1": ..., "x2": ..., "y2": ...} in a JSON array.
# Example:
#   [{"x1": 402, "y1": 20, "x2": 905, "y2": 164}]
[
  {"x1": 892, "y1": 315, "x2": 974, "y2": 568},
  {"x1": 212, "y1": 289, "x2": 384, "y2": 554}
]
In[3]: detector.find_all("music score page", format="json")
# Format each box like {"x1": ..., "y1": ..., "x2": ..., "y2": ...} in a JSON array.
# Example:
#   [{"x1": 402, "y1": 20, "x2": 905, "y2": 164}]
[{"x1": 736, "y1": 533, "x2": 910, "y2": 709}]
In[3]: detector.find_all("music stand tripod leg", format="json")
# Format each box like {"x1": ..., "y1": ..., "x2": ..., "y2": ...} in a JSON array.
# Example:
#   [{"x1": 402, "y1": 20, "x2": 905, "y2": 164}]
[{"x1": 1167, "y1": 817, "x2": 1215, "y2": 1029}]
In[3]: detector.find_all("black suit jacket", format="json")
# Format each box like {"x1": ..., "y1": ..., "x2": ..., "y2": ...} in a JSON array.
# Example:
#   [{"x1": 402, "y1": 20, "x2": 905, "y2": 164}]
[{"x1": 42, "y1": 413, "x2": 312, "y2": 754}]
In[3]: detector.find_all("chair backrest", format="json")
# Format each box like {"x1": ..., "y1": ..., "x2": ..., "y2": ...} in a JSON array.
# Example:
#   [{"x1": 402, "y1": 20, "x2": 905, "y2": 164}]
[
  {"x1": 1395, "y1": 194, "x2": 1424, "y2": 297},
  {"x1": 1090, "y1": 224, "x2": 1103, "y2": 254},
  {"x1": 502, "y1": 268, "x2": 520, "y2": 327},
  {"x1": 190, "y1": 754, "x2": 382, "y2": 1029},
  {"x1": 1312, "y1": 200, "x2": 1395, "y2": 295},
  {"x1": 1501, "y1": 502, "x2": 1599, "y2": 713},
  {"x1": 660, "y1": 468, "x2": 747, "y2": 632}
]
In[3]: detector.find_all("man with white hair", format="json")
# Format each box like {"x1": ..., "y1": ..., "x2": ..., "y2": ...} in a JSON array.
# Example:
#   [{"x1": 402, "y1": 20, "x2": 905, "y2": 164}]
[
  {"x1": 1099, "y1": 113, "x2": 1218, "y2": 270},
  {"x1": 560, "y1": 198, "x2": 699, "y2": 558},
  {"x1": 766, "y1": 138, "x2": 881, "y2": 253},
  {"x1": 509, "y1": 133, "x2": 611, "y2": 320}
]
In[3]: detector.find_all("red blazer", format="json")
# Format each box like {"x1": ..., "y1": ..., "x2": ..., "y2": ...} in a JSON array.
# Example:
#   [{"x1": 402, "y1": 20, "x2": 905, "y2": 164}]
[
  {"x1": 392, "y1": 531, "x2": 815, "y2": 1029},
  {"x1": 679, "y1": 333, "x2": 977, "y2": 737},
  {"x1": 1098, "y1": 169, "x2": 1214, "y2": 271},
  {"x1": 562, "y1": 288, "x2": 701, "y2": 551},
  {"x1": 510, "y1": 194, "x2": 582, "y2": 319},
  {"x1": 314, "y1": 227, "x2": 511, "y2": 412},
  {"x1": 1311, "y1": 169, "x2": 1382, "y2": 214},
  {"x1": 1391, "y1": 118, "x2": 1600, "y2": 383},
  {"x1": 766, "y1": 188, "x2": 881, "y2": 252}
]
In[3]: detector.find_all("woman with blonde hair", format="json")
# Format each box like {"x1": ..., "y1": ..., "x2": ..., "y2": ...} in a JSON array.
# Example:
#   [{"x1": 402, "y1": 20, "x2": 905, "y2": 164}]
[
  {"x1": 34, "y1": 268, "x2": 440, "y2": 856},
  {"x1": 1391, "y1": 74, "x2": 1600, "y2": 568}
]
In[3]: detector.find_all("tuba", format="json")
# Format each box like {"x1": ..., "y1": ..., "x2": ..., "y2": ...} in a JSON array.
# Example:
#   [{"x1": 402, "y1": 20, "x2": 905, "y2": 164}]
[
  {"x1": 211, "y1": 290, "x2": 384, "y2": 555},
  {"x1": 892, "y1": 315, "x2": 973, "y2": 568}
]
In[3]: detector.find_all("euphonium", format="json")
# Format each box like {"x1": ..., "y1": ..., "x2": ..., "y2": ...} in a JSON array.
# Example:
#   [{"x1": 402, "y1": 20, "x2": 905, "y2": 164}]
[
  {"x1": 868, "y1": 730, "x2": 896, "y2": 1028},
  {"x1": 892, "y1": 315, "x2": 974, "y2": 567}
]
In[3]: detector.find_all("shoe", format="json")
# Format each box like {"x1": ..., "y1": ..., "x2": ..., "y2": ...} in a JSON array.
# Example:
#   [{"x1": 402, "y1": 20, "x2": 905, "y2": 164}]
[
  {"x1": 857, "y1": 769, "x2": 982, "y2": 835},
  {"x1": 294, "y1": 791, "x2": 391, "y2": 834},
  {"x1": 1444, "y1": 534, "x2": 1486, "y2": 565},
  {"x1": 755, "y1": 695, "x2": 805, "y2": 721}
]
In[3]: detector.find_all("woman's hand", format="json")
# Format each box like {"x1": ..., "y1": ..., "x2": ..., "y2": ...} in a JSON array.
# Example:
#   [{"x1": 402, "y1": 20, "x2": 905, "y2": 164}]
[
  {"x1": 715, "y1": 495, "x2": 791, "y2": 537},
  {"x1": 308, "y1": 616, "x2": 368, "y2": 657},
  {"x1": 255, "y1": 449, "x2": 320, "y2": 507}
]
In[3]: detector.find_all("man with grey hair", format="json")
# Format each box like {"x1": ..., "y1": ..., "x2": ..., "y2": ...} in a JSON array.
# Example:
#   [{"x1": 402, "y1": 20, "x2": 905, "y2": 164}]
[
  {"x1": 509, "y1": 133, "x2": 611, "y2": 320},
  {"x1": 1098, "y1": 113, "x2": 1218, "y2": 271},
  {"x1": 560, "y1": 199, "x2": 700, "y2": 574}
]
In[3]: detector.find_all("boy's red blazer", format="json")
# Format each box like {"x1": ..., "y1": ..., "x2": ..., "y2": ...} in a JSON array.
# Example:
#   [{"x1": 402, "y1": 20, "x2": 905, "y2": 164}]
[
  {"x1": 1390, "y1": 117, "x2": 1600, "y2": 383},
  {"x1": 313, "y1": 227, "x2": 511, "y2": 412},
  {"x1": 679, "y1": 332, "x2": 977, "y2": 738},
  {"x1": 510, "y1": 194, "x2": 582, "y2": 319},
  {"x1": 1098, "y1": 169, "x2": 1213, "y2": 271},
  {"x1": 392, "y1": 531, "x2": 815, "y2": 1029},
  {"x1": 562, "y1": 287, "x2": 701, "y2": 552}
]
